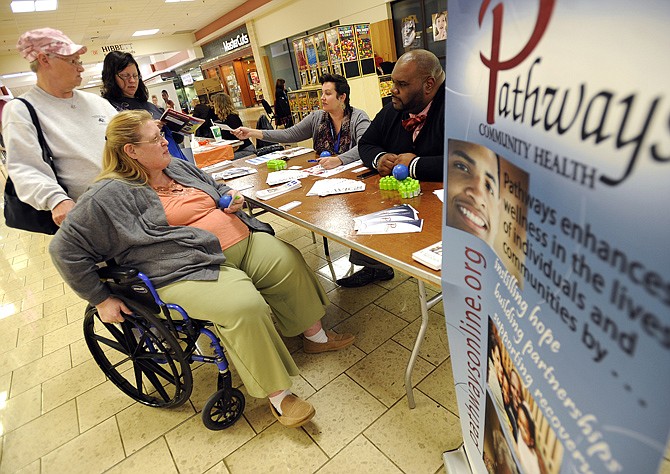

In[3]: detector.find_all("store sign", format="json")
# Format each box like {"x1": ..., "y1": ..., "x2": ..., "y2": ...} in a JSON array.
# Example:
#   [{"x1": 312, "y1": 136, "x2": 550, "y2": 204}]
[
  {"x1": 223, "y1": 33, "x2": 250, "y2": 52},
  {"x1": 100, "y1": 43, "x2": 135, "y2": 54}
]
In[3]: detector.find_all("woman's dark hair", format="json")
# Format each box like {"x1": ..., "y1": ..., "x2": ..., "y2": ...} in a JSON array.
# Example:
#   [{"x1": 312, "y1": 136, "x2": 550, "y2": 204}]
[
  {"x1": 319, "y1": 73, "x2": 351, "y2": 114},
  {"x1": 101, "y1": 51, "x2": 148, "y2": 102},
  {"x1": 518, "y1": 403, "x2": 536, "y2": 448},
  {"x1": 275, "y1": 78, "x2": 286, "y2": 90}
]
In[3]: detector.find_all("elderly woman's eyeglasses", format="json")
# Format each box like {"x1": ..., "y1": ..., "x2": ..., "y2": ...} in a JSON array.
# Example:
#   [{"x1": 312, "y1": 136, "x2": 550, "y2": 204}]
[
  {"x1": 49, "y1": 55, "x2": 83, "y2": 68},
  {"x1": 134, "y1": 131, "x2": 165, "y2": 145},
  {"x1": 117, "y1": 73, "x2": 140, "y2": 81}
]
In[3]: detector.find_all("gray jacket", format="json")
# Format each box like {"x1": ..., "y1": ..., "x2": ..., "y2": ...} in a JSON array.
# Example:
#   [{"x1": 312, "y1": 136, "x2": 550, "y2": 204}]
[
  {"x1": 49, "y1": 159, "x2": 273, "y2": 306},
  {"x1": 261, "y1": 108, "x2": 370, "y2": 164}
]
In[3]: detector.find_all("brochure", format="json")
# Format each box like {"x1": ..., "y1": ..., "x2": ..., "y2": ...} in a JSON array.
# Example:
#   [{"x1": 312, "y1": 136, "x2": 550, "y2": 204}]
[
  {"x1": 412, "y1": 241, "x2": 442, "y2": 271},
  {"x1": 160, "y1": 108, "x2": 205, "y2": 135},
  {"x1": 353, "y1": 204, "x2": 423, "y2": 235}
]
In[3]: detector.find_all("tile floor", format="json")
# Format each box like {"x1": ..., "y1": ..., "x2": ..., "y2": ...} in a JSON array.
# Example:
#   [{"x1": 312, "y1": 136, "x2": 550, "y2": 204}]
[
  {"x1": 1, "y1": 209, "x2": 669, "y2": 474},
  {"x1": 0, "y1": 208, "x2": 460, "y2": 474}
]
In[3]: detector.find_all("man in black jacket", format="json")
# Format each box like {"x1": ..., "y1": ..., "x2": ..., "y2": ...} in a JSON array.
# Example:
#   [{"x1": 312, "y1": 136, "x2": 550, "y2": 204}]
[
  {"x1": 359, "y1": 49, "x2": 445, "y2": 180},
  {"x1": 337, "y1": 49, "x2": 445, "y2": 288}
]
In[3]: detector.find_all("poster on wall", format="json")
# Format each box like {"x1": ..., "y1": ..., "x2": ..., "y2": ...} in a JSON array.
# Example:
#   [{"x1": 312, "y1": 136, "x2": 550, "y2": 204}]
[
  {"x1": 401, "y1": 15, "x2": 422, "y2": 50},
  {"x1": 432, "y1": 11, "x2": 448, "y2": 42},
  {"x1": 442, "y1": 1, "x2": 669, "y2": 474}
]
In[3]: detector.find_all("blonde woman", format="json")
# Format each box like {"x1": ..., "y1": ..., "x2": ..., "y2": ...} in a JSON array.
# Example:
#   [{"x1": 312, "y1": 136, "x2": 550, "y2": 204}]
[
  {"x1": 211, "y1": 93, "x2": 255, "y2": 159},
  {"x1": 49, "y1": 110, "x2": 355, "y2": 428}
]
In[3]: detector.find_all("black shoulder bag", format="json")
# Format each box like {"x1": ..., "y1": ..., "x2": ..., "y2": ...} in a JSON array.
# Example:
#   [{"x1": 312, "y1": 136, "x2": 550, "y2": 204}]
[{"x1": 3, "y1": 98, "x2": 65, "y2": 235}]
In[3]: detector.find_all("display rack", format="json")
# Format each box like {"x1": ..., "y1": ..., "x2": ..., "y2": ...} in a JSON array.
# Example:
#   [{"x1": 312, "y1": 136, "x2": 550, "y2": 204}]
[
  {"x1": 378, "y1": 74, "x2": 393, "y2": 107},
  {"x1": 288, "y1": 23, "x2": 377, "y2": 119},
  {"x1": 287, "y1": 89, "x2": 320, "y2": 123}
]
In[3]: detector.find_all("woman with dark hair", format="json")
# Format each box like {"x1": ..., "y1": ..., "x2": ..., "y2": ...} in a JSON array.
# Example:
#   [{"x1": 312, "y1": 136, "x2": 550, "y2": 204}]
[
  {"x1": 101, "y1": 51, "x2": 186, "y2": 161},
  {"x1": 516, "y1": 403, "x2": 548, "y2": 474},
  {"x1": 191, "y1": 97, "x2": 217, "y2": 139},
  {"x1": 210, "y1": 93, "x2": 256, "y2": 159},
  {"x1": 274, "y1": 78, "x2": 293, "y2": 128},
  {"x1": 232, "y1": 74, "x2": 370, "y2": 169}
]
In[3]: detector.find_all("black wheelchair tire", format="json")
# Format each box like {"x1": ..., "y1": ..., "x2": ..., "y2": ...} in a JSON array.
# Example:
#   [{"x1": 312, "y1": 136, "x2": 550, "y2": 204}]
[
  {"x1": 202, "y1": 387, "x2": 245, "y2": 430},
  {"x1": 83, "y1": 297, "x2": 193, "y2": 408}
]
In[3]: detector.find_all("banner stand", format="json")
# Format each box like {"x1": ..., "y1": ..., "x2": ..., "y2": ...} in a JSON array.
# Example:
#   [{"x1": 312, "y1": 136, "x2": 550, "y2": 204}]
[{"x1": 443, "y1": 444, "x2": 474, "y2": 474}]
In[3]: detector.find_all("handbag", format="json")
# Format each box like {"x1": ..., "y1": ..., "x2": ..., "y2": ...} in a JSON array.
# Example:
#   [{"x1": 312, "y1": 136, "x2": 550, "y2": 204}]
[{"x1": 3, "y1": 98, "x2": 65, "y2": 235}]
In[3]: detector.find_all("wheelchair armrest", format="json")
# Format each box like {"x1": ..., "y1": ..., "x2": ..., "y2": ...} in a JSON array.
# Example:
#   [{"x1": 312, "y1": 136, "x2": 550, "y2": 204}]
[{"x1": 97, "y1": 265, "x2": 139, "y2": 284}]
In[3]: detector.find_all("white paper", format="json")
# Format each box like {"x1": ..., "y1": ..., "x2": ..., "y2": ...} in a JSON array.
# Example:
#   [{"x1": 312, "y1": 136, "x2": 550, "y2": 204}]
[
  {"x1": 266, "y1": 170, "x2": 308, "y2": 186},
  {"x1": 433, "y1": 189, "x2": 445, "y2": 202},
  {"x1": 201, "y1": 160, "x2": 233, "y2": 173},
  {"x1": 305, "y1": 178, "x2": 365, "y2": 196},
  {"x1": 212, "y1": 167, "x2": 257, "y2": 181},
  {"x1": 303, "y1": 160, "x2": 363, "y2": 178}
]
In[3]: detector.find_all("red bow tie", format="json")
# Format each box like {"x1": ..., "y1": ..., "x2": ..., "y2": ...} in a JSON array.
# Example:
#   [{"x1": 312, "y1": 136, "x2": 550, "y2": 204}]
[{"x1": 401, "y1": 114, "x2": 427, "y2": 133}]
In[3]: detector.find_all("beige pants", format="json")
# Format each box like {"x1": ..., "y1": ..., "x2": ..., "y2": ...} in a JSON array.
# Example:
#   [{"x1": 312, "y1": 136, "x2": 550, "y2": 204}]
[{"x1": 157, "y1": 231, "x2": 328, "y2": 398}]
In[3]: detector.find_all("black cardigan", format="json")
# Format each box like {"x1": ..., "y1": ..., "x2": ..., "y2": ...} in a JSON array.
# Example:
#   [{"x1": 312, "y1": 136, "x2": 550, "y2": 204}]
[{"x1": 358, "y1": 82, "x2": 445, "y2": 182}]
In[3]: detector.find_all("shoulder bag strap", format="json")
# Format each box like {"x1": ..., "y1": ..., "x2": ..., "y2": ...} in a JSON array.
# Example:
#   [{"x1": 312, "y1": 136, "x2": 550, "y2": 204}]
[{"x1": 15, "y1": 97, "x2": 57, "y2": 170}]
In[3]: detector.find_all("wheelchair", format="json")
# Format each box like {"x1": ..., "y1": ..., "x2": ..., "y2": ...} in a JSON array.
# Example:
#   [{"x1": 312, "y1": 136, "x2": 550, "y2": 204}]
[{"x1": 83, "y1": 265, "x2": 245, "y2": 430}]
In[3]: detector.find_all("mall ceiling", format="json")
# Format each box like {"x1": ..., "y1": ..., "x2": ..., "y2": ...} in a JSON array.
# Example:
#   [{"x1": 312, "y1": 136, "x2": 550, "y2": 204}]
[{"x1": 0, "y1": 0, "x2": 248, "y2": 55}]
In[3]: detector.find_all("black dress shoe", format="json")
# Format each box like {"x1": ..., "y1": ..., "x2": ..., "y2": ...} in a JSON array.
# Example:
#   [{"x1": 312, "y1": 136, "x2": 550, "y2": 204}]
[{"x1": 336, "y1": 267, "x2": 394, "y2": 288}]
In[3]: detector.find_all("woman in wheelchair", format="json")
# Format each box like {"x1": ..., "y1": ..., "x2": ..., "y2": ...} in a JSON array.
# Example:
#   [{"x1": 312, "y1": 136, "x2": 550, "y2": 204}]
[{"x1": 49, "y1": 110, "x2": 354, "y2": 429}]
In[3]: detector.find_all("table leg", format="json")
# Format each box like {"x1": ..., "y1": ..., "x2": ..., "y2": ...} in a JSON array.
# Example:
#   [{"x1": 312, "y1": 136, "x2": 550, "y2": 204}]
[{"x1": 405, "y1": 280, "x2": 443, "y2": 408}]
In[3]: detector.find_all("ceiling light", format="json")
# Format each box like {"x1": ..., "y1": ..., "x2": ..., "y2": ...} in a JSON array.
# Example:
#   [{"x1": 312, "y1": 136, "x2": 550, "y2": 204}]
[
  {"x1": 132, "y1": 29, "x2": 160, "y2": 37},
  {"x1": 35, "y1": 0, "x2": 57, "y2": 11},
  {"x1": 165, "y1": 0, "x2": 195, "y2": 2},
  {"x1": 10, "y1": 0, "x2": 57, "y2": 13},
  {"x1": 2, "y1": 71, "x2": 36, "y2": 79}
]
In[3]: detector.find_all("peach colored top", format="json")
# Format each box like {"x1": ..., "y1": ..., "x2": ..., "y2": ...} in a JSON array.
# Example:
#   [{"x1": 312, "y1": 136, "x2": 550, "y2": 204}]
[{"x1": 155, "y1": 181, "x2": 249, "y2": 251}]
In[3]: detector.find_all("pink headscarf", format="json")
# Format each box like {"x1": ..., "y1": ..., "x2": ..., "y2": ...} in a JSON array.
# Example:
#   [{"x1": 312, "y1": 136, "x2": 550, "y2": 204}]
[{"x1": 17, "y1": 28, "x2": 87, "y2": 62}]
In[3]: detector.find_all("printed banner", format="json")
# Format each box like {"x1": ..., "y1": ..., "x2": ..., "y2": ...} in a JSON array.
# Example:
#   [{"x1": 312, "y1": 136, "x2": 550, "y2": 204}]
[{"x1": 442, "y1": 1, "x2": 669, "y2": 473}]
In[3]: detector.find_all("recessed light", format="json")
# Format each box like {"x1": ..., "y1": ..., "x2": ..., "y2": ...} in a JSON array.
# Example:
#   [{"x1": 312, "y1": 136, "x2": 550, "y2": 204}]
[
  {"x1": 2, "y1": 71, "x2": 36, "y2": 79},
  {"x1": 35, "y1": 0, "x2": 57, "y2": 11},
  {"x1": 132, "y1": 29, "x2": 160, "y2": 37},
  {"x1": 10, "y1": 0, "x2": 57, "y2": 12},
  {"x1": 11, "y1": 1, "x2": 35, "y2": 13}
]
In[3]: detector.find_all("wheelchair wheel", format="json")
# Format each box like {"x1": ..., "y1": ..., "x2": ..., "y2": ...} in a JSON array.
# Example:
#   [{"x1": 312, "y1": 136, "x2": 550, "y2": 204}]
[
  {"x1": 83, "y1": 298, "x2": 193, "y2": 408},
  {"x1": 202, "y1": 387, "x2": 245, "y2": 430}
]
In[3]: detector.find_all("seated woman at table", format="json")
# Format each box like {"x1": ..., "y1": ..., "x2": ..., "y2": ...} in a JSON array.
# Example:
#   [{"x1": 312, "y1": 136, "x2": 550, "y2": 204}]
[
  {"x1": 232, "y1": 74, "x2": 370, "y2": 169},
  {"x1": 49, "y1": 110, "x2": 355, "y2": 428},
  {"x1": 101, "y1": 51, "x2": 187, "y2": 161},
  {"x1": 211, "y1": 93, "x2": 256, "y2": 160}
]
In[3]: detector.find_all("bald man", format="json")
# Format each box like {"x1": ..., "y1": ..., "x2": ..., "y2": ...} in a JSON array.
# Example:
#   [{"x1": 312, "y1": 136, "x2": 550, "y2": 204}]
[
  {"x1": 358, "y1": 49, "x2": 446, "y2": 181},
  {"x1": 338, "y1": 50, "x2": 445, "y2": 288}
]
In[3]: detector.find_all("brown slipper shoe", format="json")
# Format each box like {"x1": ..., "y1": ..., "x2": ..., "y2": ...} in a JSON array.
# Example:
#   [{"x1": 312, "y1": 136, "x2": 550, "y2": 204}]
[
  {"x1": 269, "y1": 394, "x2": 316, "y2": 428},
  {"x1": 303, "y1": 330, "x2": 355, "y2": 354}
]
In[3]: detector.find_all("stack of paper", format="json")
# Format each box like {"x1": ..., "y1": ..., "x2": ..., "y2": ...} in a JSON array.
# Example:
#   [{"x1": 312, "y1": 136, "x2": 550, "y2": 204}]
[
  {"x1": 303, "y1": 160, "x2": 363, "y2": 178},
  {"x1": 266, "y1": 170, "x2": 308, "y2": 185},
  {"x1": 306, "y1": 178, "x2": 365, "y2": 197},
  {"x1": 212, "y1": 167, "x2": 257, "y2": 181},
  {"x1": 245, "y1": 147, "x2": 314, "y2": 165},
  {"x1": 202, "y1": 160, "x2": 233, "y2": 173},
  {"x1": 353, "y1": 204, "x2": 423, "y2": 235}
]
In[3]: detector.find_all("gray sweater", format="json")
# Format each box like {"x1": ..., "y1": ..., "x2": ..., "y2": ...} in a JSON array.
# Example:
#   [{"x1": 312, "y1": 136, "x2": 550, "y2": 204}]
[
  {"x1": 261, "y1": 108, "x2": 370, "y2": 164},
  {"x1": 49, "y1": 159, "x2": 273, "y2": 306}
]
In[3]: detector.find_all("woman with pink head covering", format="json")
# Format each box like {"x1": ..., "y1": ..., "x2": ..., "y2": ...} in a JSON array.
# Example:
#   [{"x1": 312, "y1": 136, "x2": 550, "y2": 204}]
[{"x1": 2, "y1": 28, "x2": 117, "y2": 229}]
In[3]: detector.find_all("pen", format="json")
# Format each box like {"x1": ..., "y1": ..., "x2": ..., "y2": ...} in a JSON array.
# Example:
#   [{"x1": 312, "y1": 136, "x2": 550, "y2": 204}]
[
  {"x1": 357, "y1": 169, "x2": 378, "y2": 179},
  {"x1": 307, "y1": 159, "x2": 319, "y2": 162}
]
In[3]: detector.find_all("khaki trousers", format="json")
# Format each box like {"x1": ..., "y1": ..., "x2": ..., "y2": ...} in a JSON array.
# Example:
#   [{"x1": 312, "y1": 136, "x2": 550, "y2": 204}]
[{"x1": 157, "y1": 231, "x2": 328, "y2": 398}]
